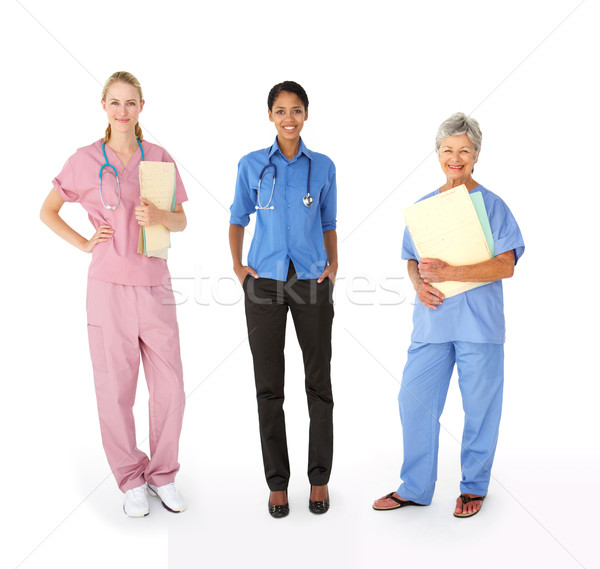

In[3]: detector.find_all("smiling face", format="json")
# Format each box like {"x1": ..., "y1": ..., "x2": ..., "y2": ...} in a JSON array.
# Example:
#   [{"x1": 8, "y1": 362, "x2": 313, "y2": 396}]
[
  {"x1": 268, "y1": 91, "x2": 308, "y2": 143},
  {"x1": 438, "y1": 134, "x2": 479, "y2": 185},
  {"x1": 101, "y1": 81, "x2": 144, "y2": 136}
]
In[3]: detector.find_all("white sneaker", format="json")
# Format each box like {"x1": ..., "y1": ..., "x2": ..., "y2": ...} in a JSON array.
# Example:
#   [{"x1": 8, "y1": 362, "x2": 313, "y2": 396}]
[
  {"x1": 123, "y1": 484, "x2": 149, "y2": 518},
  {"x1": 147, "y1": 482, "x2": 186, "y2": 513}
]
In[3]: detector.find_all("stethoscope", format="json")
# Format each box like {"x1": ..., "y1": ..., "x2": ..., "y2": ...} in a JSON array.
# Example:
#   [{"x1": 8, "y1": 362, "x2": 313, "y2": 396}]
[
  {"x1": 255, "y1": 152, "x2": 313, "y2": 210},
  {"x1": 98, "y1": 138, "x2": 145, "y2": 210}
]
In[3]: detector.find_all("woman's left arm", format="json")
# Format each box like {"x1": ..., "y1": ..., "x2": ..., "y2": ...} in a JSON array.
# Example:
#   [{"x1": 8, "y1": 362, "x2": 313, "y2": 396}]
[
  {"x1": 317, "y1": 229, "x2": 338, "y2": 284},
  {"x1": 135, "y1": 200, "x2": 187, "y2": 232},
  {"x1": 418, "y1": 250, "x2": 515, "y2": 284}
]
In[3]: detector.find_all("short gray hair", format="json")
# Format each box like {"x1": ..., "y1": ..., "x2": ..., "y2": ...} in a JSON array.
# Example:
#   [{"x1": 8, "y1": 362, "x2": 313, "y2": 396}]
[{"x1": 435, "y1": 112, "x2": 482, "y2": 156}]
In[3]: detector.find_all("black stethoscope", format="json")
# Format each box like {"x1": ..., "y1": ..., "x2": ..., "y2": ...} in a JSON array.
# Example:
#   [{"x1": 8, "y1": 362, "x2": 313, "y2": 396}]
[{"x1": 255, "y1": 151, "x2": 313, "y2": 210}]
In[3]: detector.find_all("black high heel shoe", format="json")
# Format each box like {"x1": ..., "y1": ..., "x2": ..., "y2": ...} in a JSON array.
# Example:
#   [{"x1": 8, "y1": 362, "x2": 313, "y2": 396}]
[
  {"x1": 309, "y1": 486, "x2": 330, "y2": 515},
  {"x1": 268, "y1": 491, "x2": 289, "y2": 518}
]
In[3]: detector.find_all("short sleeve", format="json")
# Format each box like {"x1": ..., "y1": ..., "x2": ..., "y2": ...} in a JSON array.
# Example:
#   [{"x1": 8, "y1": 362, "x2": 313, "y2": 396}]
[
  {"x1": 489, "y1": 198, "x2": 525, "y2": 264},
  {"x1": 52, "y1": 157, "x2": 80, "y2": 203},
  {"x1": 229, "y1": 158, "x2": 255, "y2": 227},
  {"x1": 320, "y1": 161, "x2": 337, "y2": 232},
  {"x1": 161, "y1": 149, "x2": 188, "y2": 205},
  {"x1": 401, "y1": 226, "x2": 418, "y2": 261}
]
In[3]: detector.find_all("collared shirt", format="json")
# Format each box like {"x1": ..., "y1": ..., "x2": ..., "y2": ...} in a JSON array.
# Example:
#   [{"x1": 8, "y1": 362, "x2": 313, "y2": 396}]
[
  {"x1": 229, "y1": 137, "x2": 337, "y2": 281},
  {"x1": 402, "y1": 185, "x2": 525, "y2": 344},
  {"x1": 52, "y1": 139, "x2": 188, "y2": 286}
]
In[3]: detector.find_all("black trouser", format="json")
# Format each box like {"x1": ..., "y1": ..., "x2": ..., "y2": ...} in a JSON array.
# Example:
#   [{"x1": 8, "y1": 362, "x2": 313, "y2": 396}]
[{"x1": 244, "y1": 262, "x2": 334, "y2": 491}]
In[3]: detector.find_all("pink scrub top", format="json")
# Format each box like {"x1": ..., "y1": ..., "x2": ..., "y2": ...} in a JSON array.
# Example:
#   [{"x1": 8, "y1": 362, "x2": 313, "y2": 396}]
[{"x1": 52, "y1": 139, "x2": 188, "y2": 286}]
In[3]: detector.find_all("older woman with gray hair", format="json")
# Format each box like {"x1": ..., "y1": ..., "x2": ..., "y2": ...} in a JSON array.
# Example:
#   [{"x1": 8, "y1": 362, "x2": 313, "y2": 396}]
[{"x1": 373, "y1": 112, "x2": 525, "y2": 517}]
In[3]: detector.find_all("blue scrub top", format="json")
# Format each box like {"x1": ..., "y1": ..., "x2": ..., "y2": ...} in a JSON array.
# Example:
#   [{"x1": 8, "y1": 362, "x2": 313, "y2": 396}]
[
  {"x1": 402, "y1": 185, "x2": 525, "y2": 344},
  {"x1": 230, "y1": 137, "x2": 337, "y2": 281}
]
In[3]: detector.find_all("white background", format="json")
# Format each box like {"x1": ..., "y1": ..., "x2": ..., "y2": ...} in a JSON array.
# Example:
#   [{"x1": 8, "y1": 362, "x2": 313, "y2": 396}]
[{"x1": 2, "y1": 1, "x2": 599, "y2": 568}]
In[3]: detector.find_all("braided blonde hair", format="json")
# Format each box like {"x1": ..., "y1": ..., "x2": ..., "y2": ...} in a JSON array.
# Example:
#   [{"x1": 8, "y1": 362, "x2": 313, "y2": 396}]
[{"x1": 102, "y1": 71, "x2": 144, "y2": 143}]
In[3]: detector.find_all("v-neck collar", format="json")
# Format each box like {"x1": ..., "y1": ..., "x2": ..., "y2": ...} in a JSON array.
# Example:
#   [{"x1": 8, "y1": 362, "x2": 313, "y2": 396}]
[{"x1": 101, "y1": 139, "x2": 142, "y2": 179}]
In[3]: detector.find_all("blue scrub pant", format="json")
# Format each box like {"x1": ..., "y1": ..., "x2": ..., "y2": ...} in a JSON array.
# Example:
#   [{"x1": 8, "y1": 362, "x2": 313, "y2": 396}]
[{"x1": 397, "y1": 341, "x2": 504, "y2": 505}]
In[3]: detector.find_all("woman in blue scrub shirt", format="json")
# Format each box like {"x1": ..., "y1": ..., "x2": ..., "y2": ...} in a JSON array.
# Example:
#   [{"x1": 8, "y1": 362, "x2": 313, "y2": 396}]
[
  {"x1": 229, "y1": 81, "x2": 337, "y2": 518},
  {"x1": 373, "y1": 112, "x2": 525, "y2": 518}
]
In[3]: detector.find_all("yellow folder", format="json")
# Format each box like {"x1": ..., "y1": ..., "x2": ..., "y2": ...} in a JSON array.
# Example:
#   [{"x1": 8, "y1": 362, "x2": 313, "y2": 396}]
[
  {"x1": 137, "y1": 161, "x2": 176, "y2": 260},
  {"x1": 402, "y1": 185, "x2": 492, "y2": 298}
]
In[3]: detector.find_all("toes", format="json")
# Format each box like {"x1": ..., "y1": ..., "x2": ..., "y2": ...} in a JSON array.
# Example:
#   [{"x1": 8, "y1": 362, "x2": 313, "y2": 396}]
[
  {"x1": 374, "y1": 498, "x2": 392, "y2": 508},
  {"x1": 374, "y1": 495, "x2": 388, "y2": 506},
  {"x1": 374, "y1": 493, "x2": 402, "y2": 508},
  {"x1": 462, "y1": 496, "x2": 482, "y2": 515},
  {"x1": 455, "y1": 495, "x2": 483, "y2": 515},
  {"x1": 374, "y1": 493, "x2": 412, "y2": 509}
]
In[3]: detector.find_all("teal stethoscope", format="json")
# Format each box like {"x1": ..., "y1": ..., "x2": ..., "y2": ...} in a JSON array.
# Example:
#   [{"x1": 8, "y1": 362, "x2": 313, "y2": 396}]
[
  {"x1": 99, "y1": 138, "x2": 145, "y2": 210},
  {"x1": 255, "y1": 151, "x2": 313, "y2": 210}
]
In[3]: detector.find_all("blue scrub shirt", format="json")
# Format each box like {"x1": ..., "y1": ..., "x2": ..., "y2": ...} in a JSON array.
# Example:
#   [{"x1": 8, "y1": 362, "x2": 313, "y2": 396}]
[
  {"x1": 402, "y1": 185, "x2": 525, "y2": 344},
  {"x1": 230, "y1": 137, "x2": 337, "y2": 281}
]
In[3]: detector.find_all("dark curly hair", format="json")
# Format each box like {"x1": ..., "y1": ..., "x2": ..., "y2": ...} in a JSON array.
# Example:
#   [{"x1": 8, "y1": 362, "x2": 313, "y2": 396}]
[{"x1": 267, "y1": 81, "x2": 309, "y2": 111}]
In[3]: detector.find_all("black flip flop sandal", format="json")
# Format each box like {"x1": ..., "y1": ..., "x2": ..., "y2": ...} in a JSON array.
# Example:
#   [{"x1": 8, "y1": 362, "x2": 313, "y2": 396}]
[
  {"x1": 373, "y1": 492, "x2": 423, "y2": 511},
  {"x1": 453, "y1": 494, "x2": 486, "y2": 518}
]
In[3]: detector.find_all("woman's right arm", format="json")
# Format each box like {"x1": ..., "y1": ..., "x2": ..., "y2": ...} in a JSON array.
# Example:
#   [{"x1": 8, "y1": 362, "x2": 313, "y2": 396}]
[
  {"x1": 229, "y1": 223, "x2": 258, "y2": 285},
  {"x1": 40, "y1": 188, "x2": 113, "y2": 253},
  {"x1": 408, "y1": 259, "x2": 445, "y2": 310}
]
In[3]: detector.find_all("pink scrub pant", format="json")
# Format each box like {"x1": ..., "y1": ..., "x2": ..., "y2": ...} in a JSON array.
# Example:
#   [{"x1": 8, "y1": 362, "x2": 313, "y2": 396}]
[{"x1": 86, "y1": 277, "x2": 185, "y2": 492}]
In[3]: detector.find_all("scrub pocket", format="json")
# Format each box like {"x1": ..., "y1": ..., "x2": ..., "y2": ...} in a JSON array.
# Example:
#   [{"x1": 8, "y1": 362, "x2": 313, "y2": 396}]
[{"x1": 87, "y1": 324, "x2": 108, "y2": 373}]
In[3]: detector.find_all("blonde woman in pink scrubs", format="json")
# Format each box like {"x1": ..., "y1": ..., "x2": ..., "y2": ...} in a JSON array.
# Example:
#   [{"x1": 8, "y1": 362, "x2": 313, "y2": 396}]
[{"x1": 40, "y1": 71, "x2": 188, "y2": 518}]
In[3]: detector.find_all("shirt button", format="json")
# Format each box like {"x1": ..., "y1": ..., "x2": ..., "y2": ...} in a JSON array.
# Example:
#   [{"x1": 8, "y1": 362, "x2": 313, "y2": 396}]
[{"x1": 287, "y1": 226, "x2": 291, "y2": 230}]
